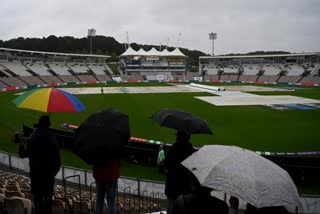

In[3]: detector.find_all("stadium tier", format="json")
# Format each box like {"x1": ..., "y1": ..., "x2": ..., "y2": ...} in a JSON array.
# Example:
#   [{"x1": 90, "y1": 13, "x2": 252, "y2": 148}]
[
  {"x1": 200, "y1": 53, "x2": 320, "y2": 83},
  {"x1": 0, "y1": 48, "x2": 117, "y2": 86},
  {"x1": 119, "y1": 46, "x2": 187, "y2": 81},
  {"x1": 1, "y1": 47, "x2": 320, "y2": 87}
]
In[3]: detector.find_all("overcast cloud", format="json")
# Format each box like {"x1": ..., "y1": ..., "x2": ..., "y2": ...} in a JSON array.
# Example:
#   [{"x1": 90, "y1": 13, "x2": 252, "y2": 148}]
[{"x1": 1, "y1": 0, "x2": 319, "y2": 55}]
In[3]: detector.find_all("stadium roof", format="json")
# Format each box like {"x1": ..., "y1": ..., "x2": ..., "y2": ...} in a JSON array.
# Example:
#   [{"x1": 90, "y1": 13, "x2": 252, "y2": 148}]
[
  {"x1": 0, "y1": 47, "x2": 110, "y2": 58},
  {"x1": 200, "y1": 52, "x2": 320, "y2": 60},
  {"x1": 120, "y1": 46, "x2": 186, "y2": 57}
]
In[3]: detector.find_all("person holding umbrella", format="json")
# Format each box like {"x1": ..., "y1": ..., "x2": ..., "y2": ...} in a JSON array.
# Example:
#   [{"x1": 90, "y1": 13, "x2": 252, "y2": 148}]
[
  {"x1": 152, "y1": 109, "x2": 213, "y2": 214},
  {"x1": 93, "y1": 160, "x2": 120, "y2": 214},
  {"x1": 164, "y1": 131, "x2": 199, "y2": 214},
  {"x1": 73, "y1": 108, "x2": 130, "y2": 214},
  {"x1": 19, "y1": 115, "x2": 61, "y2": 214}
]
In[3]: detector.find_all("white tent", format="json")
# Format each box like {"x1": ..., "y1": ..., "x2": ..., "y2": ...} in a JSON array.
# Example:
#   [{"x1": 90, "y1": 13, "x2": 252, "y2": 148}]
[
  {"x1": 120, "y1": 46, "x2": 139, "y2": 56},
  {"x1": 120, "y1": 46, "x2": 186, "y2": 57},
  {"x1": 147, "y1": 47, "x2": 160, "y2": 56},
  {"x1": 170, "y1": 48, "x2": 186, "y2": 57}
]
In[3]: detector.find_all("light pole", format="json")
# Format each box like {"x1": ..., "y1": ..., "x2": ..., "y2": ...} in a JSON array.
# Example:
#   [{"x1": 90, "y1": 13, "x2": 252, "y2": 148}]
[
  {"x1": 209, "y1": 32, "x2": 217, "y2": 56},
  {"x1": 88, "y1": 28, "x2": 96, "y2": 54}
]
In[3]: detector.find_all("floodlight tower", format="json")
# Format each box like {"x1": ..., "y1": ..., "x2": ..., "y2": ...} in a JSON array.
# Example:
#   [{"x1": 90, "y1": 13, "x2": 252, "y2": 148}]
[
  {"x1": 88, "y1": 28, "x2": 96, "y2": 54},
  {"x1": 209, "y1": 32, "x2": 217, "y2": 56}
]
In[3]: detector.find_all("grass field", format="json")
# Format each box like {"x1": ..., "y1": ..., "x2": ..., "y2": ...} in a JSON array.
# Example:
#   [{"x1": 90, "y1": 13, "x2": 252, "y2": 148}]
[{"x1": 1, "y1": 82, "x2": 320, "y2": 186}]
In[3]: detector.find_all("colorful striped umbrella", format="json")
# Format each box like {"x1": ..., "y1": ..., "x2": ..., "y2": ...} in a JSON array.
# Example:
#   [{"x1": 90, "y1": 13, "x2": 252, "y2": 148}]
[{"x1": 13, "y1": 88, "x2": 86, "y2": 112}]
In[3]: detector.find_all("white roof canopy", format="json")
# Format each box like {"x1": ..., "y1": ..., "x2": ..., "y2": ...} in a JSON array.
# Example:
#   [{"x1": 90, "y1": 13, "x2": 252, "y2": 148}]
[
  {"x1": 121, "y1": 47, "x2": 186, "y2": 57},
  {"x1": 0, "y1": 47, "x2": 110, "y2": 58}
]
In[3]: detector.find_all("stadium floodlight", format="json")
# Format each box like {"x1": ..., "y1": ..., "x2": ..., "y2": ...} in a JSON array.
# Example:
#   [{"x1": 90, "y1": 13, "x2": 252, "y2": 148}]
[
  {"x1": 88, "y1": 28, "x2": 96, "y2": 54},
  {"x1": 209, "y1": 32, "x2": 217, "y2": 56}
]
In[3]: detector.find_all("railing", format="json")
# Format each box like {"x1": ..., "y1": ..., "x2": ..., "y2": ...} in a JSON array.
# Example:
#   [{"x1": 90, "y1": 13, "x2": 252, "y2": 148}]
[
  {"x1": 0, "y1": 150, "x2": 166, "y2": 199},
  {"x1": 1, "y1": 150, "x2": 320, "y2": 213}
]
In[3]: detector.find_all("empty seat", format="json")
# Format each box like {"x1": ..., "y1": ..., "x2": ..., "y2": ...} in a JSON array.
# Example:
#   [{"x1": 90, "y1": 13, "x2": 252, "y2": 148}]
[
  {"x1": 52, "y1": 199, "x2": 65, "y2": 214},
  {"x1": 5, "y1": 190, "x2": 25, "y2": 198},
  {"x1": 73, "y1": 200, "x2": 91, "y2": 214},
  {"x1": 4, "y1": 196, "x2": 31, "y2": 214},
  {"x1": 6, "y1": 185, "x2": 20, "y2": 192}
]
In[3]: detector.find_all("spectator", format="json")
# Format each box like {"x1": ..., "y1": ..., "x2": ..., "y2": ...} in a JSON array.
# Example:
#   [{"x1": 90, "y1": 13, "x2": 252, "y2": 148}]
[
  {"x1": 229, "y1": 196, "x2": 239, "y2": 214},
  {"x1": 19, "y1": 115, "x2": 61, "y2": 214},
  {"x1": 157, "y1": 144, "x2": 165, "y2": 173},
  {"x1": 93, "y1": 160, "x2": 120, "y2": 214},
  {"x1": 164, "y1": 131, "x2": 197, "y2": 214}
]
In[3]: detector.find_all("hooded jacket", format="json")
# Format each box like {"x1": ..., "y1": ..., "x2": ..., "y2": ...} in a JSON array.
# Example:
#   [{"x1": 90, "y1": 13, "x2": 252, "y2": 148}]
[{"x1": 164, "y1": 141, "x2": 197, "y2": 199}]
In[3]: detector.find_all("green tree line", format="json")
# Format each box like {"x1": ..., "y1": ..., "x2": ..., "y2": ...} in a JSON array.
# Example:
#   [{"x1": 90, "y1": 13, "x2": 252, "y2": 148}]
[{"x1": 0, "y1": 35, "x2": 207, "y2": 66}]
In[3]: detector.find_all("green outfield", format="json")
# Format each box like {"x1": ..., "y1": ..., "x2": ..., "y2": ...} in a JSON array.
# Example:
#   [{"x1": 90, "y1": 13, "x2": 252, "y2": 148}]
[{"x1": 1, "y1": 82, "x2": 320, "y2": 183}]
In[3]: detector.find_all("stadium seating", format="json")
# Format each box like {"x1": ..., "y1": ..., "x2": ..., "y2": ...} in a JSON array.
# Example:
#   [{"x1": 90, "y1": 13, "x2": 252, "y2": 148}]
[
  {"x1": 0, "y1": 61, "x2": 32, "y2": 76},
  {"x1": 66, "y1": 64, "x2": 89, "y2": 74},
  {"x1": 1, "y1": 51, "x2": 320, "y2": 89},
  {"x1": 220, "y1": 74, "x2": 238, "y2": 81},
  {"x1": 242, "y1": 64, "x2": 261, "y2": 75},
  {"x1": 58, "y1": 75, "x2": 80, "y2": 83},
  {"x1": 24, "y1": 63, "x2": 53, "y2": 76},
  {"x1": 77, "y1": 74, "x2": 97, "y2": 82},
  {"x1": 0, "y1": 169, "x2": 165, "y2": 214},
  {"x1": 48, "y1": 63, "x2": 72, "y2": 76},
  {"x1": 96, "y1": 74, "x2": 112, "y2": 81},
  {"x1": 222, "y1": 65, "x2": 240, "y2": 74},
  {"x1": 20, "y1": 76, "x2": 45, "y2": 85},
  {"x1": 104, "y1": 64, "x2": 114, "y2": 75},
  {"x1": 286, "y1": 64, "x2": 305, "y2": 76},
  {"x1": 263, "y1": 64, "x2": 282, "y2": 76},
  {"x1": 4, "y1": 197, "x2": 32, "y2": 214},
  {"x1": 205, "y1": 65, "x2": 219, "y2": 75},
  {"x1": 238, "y1": 75, "x2": 257, "y2": 82},
  {"x1": 120, "y1": 74, "x2": 129, "y2": 81},
  {"x1": 52, "y1": 199, "x2": 65, "y2": 214},
  {"x1": 0, "y1": 66, "x2": 13, "y2": 77},
  {"x1": 277, "y1": 76, "x2": 301, "y2": 83},
  {"x1": 310, "y1": 63, "x2": 320, "y2": 75},
  {"x1": 87, "y1": 64, "x2": 106, "y2": 75},
  {"x1": 0, "y1": 80, "x2": 8, "y2": 88},
  {"x1": 40, "y1": 76, "x2": 64, "y2": 84},
  {"x1": 258, "y1": 75, "x2": 278, "y2": 82}
]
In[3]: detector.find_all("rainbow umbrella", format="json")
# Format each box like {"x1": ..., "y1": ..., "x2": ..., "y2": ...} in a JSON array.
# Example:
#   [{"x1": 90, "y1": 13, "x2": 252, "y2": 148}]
[{"x1": 13, "y1": 88, "x2": 86, "y2": 112}]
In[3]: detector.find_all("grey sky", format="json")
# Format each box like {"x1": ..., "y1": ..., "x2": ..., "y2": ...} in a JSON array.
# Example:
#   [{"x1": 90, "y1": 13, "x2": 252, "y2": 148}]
[{"x1": 1, "y1": 0, "x2": 319, "y2": 55}]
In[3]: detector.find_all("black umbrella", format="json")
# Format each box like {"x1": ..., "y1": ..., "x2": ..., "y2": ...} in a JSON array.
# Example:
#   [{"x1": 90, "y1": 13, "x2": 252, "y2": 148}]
[
  {"x1": 151, "y1": 109, "x2": 213, "y2": 135},
  {"x1": 73, "y1": 108, "x2": 130, "y2": 164}
]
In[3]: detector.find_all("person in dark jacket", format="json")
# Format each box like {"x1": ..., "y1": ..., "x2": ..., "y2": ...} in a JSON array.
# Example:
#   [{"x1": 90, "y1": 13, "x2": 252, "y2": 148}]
[
  {"x1": 20, "y1": 115, "x2": 61, "y2": 214},
  {"x1": 164, "y1": 131, "x2": 197, "y2": 214},
  {"x1": 93, "y1": 160, "x2": 120, "y2": 214}
]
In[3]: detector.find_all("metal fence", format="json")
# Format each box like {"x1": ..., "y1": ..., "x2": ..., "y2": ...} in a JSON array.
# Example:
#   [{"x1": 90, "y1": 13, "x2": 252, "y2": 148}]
[
  {"x1": 0, "y1": 150, "x2": 166, "y2": 199},
  {"x1": 1, "y1": 150, "x2": 320, "y2": 213}
]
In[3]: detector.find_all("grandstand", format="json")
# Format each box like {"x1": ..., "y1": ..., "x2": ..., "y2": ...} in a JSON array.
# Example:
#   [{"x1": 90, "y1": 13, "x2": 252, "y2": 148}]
[
  {"x1": 0, "y1": 48, "x2": 114, "y2": 87},
  {"x1": 199, "y1": 53, "x2": 320, "y2": 83},
  {"x1": 119, "y1": 46, "x2": 187, "y2": 81},
  {"x1": 4, "y1": 48, "x2": 319, "y2": 86}
]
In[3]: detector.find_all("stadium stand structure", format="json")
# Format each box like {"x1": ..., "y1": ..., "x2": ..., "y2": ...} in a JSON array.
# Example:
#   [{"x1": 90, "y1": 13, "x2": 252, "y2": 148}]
[
  {"x1": 119, "y1": 46, "x2": 187, "y2": 81},
  {"x1": 200, "y1": 53, "x2": 320, "y2": 84},
  {"x1": 1, "y1": 47, "x2": 320, "y2": 87},
  {"x1": 0, "y1": 48, "x2": 113, "y2": 87}
]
